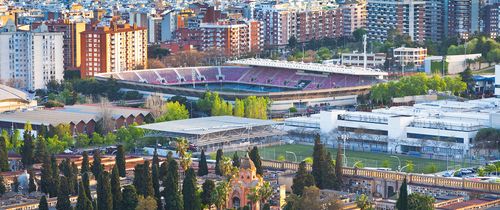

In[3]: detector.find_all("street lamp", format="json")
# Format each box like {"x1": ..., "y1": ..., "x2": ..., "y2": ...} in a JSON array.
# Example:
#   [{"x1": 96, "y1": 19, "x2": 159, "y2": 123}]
[
  {"x1": 390, "y1": 156, "x2": 401, "y2": 172},
  {"x1": 340, "y1": 134, "x2": 349, "y2": 166},
  {"x1": 285, "y1": 151, "x2": 297, "y2": 162}
]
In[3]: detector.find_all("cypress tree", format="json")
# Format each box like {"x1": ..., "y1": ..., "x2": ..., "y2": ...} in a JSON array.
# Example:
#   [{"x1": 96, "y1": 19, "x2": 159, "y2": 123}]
[
  {"x1": 82, "y1": 172, "x2": 91, "y2": 201},
  {"x1": 159, "y1": 161, "x2": 168, "y2": 181},
  {"x1": 0, "y1": 176, "x2": 6, "y2": 196},
  {"x1": 198, "y1": 149, "x2": 208, "y2": 176},
  {"x1": 201, "y1": 179, "x2": 215, "y2": 207},
  {"x1": 122, "y1": 185, "x2": 139, "y2": 210},
  {"x1": 232, "y1": 152, "x2": 241, "y2": 168},
  {"x1": 20, "y1": 132, "x2": 35, "y2": 168},
  {"x1": 396, "y1": 178, "x2": 408, "y2": 210},
  {"x1": 39, "y1": 195, "x2": 49, "y2": 210},
  {"x1": 59, "y1": 158, "x2": 75, "y2": 195},
  {"x1": 312, "y1": 135, "x2": 327, "y2": 188},
  {"x1": 0, "y1": 136, "x2": 9, "y2": 172},
  {"x1": 111, "y1": 166, "x2": 123, "y2": 210},
  {"x1": 76, "y1": 181, "x2": 93, "y2": 210},
  {"x1": 183, "y1": 168, "x2": 200, "y2": 210},
  {"x1": 50, "y1": 155, "x2": 59, "y2": 197},
  {"x1": 116, "y1": 145, "x2": 126, "y2": 177},
  {"x1": 144, "y1": 160, "x2": 154, "y2": 197},
  {"x1": 28, "y1": 170, "x2": 37, "y2": 193},
  {"x1": 72, "y1": 162, "x2": 79, "y2": 195},
  {"x1": 322, "y1": 152, "x2": 336, "y2": 189},
  {"x1": 133, "y1": 162, "x2": 154, "y2": 197},
  {"x1": 56, "y1": 177, "x2": 71, "y2": 210},
  {"x1": 91, "y1": 150, "x2": 103, "y2": 178},
  {"x1": 81, "y1": 151, "x2": 90, "y2": 174},
  {"x1": 292, "y1": 161, "x2": 315, "y2": 196},
  {"x1": 151, "y1": 151, "x2": 162, "y2": 210},
  {"x1": 34, "y1": 135, "x2": 48, "y2": 164},
  {"x1": 335, "y1": 145, "x2": 343, "y2": 190},
  {"x1": 40, "y1": 156, "x2": 55, "y2": 196},
  {"x1": 215, "y1": 149, "x2": 223, "y2": 176},
  {"x1": 163, "y1": 159, "x2": 182, "y2": 210},
  {"x1": 249, "y1": 146, "x2": 263, "y2": 176},
  {"x1": 97, "y1": 171, "x2": 113, "y2": 210}
]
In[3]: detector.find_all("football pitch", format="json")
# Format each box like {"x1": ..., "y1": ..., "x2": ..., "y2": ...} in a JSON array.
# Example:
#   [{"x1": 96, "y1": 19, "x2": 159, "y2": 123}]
[{"x1": 224, "y1": 144, "x2": 480, "y2": 174}]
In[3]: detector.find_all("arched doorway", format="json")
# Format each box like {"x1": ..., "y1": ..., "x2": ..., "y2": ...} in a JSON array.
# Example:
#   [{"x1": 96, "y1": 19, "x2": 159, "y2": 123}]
[{"x1": 233, "y1": 197, "x2": 241, "y2": 208}]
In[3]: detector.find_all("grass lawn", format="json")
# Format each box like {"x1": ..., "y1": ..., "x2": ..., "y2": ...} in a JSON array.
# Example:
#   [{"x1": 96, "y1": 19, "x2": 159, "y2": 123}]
[{"x1": 220, "y1": 144, "x2": 479, "y2": 174}]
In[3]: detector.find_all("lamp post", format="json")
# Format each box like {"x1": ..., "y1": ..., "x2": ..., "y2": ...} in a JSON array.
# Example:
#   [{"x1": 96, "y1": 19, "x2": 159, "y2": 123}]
[
  {"x1": 391, "y1": 156, "x2": 401, "y2": 172},
  {"x1": 286, "y1": 151, "x2": 297, "y2": 162},
  {"x1": 340, "y1": 134, "x2": 348, "y2": 166}
]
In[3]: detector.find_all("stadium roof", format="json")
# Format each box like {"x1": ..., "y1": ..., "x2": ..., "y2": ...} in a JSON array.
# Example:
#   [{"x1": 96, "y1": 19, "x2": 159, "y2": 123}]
[
  {"x1": 138, "y1": 116, "x2": 280, "y2": 135},
  {"x1": 0, "y1": 84, "x2": 30, "y2": 102},
  {"x1": 226, "y1": 58, "x2": 388, "y2": 76}
]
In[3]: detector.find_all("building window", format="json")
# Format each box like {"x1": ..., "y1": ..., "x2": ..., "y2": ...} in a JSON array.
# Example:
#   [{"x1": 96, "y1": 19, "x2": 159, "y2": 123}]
[{"x1": 406, "y1": 133, "x2": 464, "y2": 143}]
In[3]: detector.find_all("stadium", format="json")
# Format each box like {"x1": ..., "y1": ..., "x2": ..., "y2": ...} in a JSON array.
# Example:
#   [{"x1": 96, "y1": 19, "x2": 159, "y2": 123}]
[{"x1": 95, "y1": 59, "x2": 388, "y2": 112}]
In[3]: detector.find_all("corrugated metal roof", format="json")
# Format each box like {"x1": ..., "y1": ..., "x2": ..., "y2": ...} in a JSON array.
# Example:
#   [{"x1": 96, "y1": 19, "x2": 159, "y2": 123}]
[{"x1": 0, "y1": 84, "x2": 29, "y2": 102}]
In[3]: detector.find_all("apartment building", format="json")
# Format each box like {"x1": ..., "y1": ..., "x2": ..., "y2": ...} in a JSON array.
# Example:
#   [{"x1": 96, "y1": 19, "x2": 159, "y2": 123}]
[
  {"x1": 255, "y1": 3, "x2": 343, "y2": 47},
  {"x1": 200, "y1": 20, "x2": 262, "y2": 56},
  {"x1": 32, "y1": 19, "x2": 86, "y2": 70},
  {"x1": 483, "y1": 2, "x2": 500, "y2": 38},
  {"x1": 80, "y1": 23, "x2": 148, "y2": 78},
  {"x1": 367, "y1": 0, "x2": 426, "y2": 42},
  {"x1": 0, "y1": 22, "x2": 64, "y2": 90},
  {"x1": 393, "y1": 47, "x2": 427, "y2": 67},
  {"x1": 341, "y1": 1, "x2": 367, "y2": 36},
  {"x1": 425, "y1": 0, "x2": 445, "y2": 42},
  {"x1": 341, "y1": 52, "x2": 386, "y2": 68},
  {"x1": 447, "y1": 0, "x2": 481, "y2": 40}
]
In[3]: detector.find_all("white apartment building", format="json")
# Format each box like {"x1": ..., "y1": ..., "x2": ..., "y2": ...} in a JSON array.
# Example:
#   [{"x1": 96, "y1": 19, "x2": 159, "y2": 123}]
[
  {"x1": 0, "y1": 22, "x2": 64, "y2": 91},
  {"x1": 341, "y1": 52, "x2": 386, "y2": 68},
  {"x1": 286, "y1": 98, "x2": 500, "y2": 158},
  {"x1": 393, "y1": 47, "x2": 427, "y2": 67}
]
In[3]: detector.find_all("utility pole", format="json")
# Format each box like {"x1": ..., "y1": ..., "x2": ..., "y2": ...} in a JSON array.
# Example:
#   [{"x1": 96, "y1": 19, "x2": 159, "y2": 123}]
[{"x1": 363, "y1": 34, "x2": 367, "y2": 70}]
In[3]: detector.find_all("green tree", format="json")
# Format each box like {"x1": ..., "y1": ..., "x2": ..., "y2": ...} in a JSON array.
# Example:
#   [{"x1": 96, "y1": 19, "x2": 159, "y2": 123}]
[
  {"x1": 234, "y1": 98, "x2": 245, "y2": 117},
  {"x1": 156, "y1": 101, "x2": 189, "y2": 122},
  {"x1": 292, "y1": 161, "x2": 315, "y2": 196},
  {"x1": 34, "y1": 135, "x2": 48, "y2": 164},
  {"x1": 39, "y1": 195, "x2": 49, "y2": 210},
  {"x1": 356, "y1": 194, "x2": 373, "y2": 210},
  {"x1": 21, "y1": 132, "x2": 35, "y2": 168},
  {"x1": 408, "y1": 193, "x2": 435, "y2": 210},
  {"x1": 405, "y1": 161, "x2": 414, "y2": 173},
  {"x1": 201, "y1": 179, "x2": 215, "y2": 208},
  {"x1": 249, "y1": 146, "x2": 263, "y2": 176},
  {"x1": 151, "y1": 149, "x2": 162, "y2": 210},
  {"x1": 40, "y1": 156, "x2": 54, "y2": 196},
  {"x1": 0, "y1": 176, "x2": 5, "y2": 196},
  {"x1": 198, "y1": 149, "x2": 209, "y2": 176},
  {"x1": 76, "y1": 181, "x2": 94, "y2": 210},
  {"x1": 97, "y1": 171, "x2": 113, "y2": 210},
  {"x1": 259, "y1": 181, "x2": 273, "y2": 205},
  {"x1": 353, "y1": 28, "x2": 367, "y2": 42},
  {"x1": 215, "y1": 149, "x2": 223, "y2": 176},
  {"x1": 136, "y1": 196, "x2": 158, "y2": 210},
  {"x1": 232, "y1": 152, "x2": 241, "y2": 168},
  {"x1": 396, "y1": 178, "x2": 408, "y2": 210},
  {"x1": 56, "y1": 177, "x2": 72, "y2": 210},
  {"x1": 81, "y1": 151, "x2": 90, "y2": 174},
  {"x1": 111, "y1": 166, "x2": 123, "y2": 210},
  {"x1": 288, "y1": 36, "x2": 298, "y2": 49},
  {"x1": 0, "y1": 136, "x2": 9, "y2": 171},
  {"x1": 122, "y1": 185, "x2": 139, "y2": 210},
  {"x1": 424, "y1": 163, "x2": 438, "y2": 174},
  {"x1": 28, "y1": 170, "x2": 37, "y2": 193},
  {"x1": 212, "y1": 181, "x2": 230, "y2": 210},
  {"x1": 312, "y1": 135, "x2": 329, "y2": 188},
  {"x1": 382, "y1": 160, "x2": 391, "y2": 168},
  {"x1": 82, "y1": 172, "x2": 91, "y2": 200},
  {"x1": 116, "y1": 145, "x2": 126, "y2": 177},
  {"x1": 183, "y1": 168, "x2": 201, "y2": 210},
  {"x1": 91, "y1": 150, "x2": 103, "y2": 178},
  {"x1": 163, "y1": 158, "x2": 182, "y2": 210},
  {"x1": 133, "y1": 161, "x2": 154, "y2": 197},
  {"x1": 459, "y1": 67, "x2": 474, "y2": 93}
]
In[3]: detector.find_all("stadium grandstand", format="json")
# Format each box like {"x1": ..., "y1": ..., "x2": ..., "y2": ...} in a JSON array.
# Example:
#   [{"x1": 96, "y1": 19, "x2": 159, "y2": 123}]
[
  {"x1": 96, "y1": 59, "x2": 388, "y2": 112},
  {"x1": 138, "y1": 116, "x2": 285, "y2": 151}
]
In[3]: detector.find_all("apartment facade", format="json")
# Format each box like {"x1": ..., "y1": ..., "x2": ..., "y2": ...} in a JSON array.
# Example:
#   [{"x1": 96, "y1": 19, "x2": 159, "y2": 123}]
[
  {"x1": 447, "y1": 0, "x2": 480, "y2": 40},
  {"x1": 80, "y1": 23, "x2": 148, "y2": 78},
  {"x1": 32, "y1": 19, "x2": 86, "y2": 70},
  {"x1": 0, "y1": 23, "x2": 64, "y2": 90},
  {"x1": 200, "y1": 20, "x2": 262, "y2": 56},
  {"x1": 367, "y1": 0, "x2": 426, "y2": 42},
  {"x1": 255, "y1": 4, "x2": 343, "y2": 47},
  {"x1": 341, "y1": 2, "x2": 367, "y2": 37},
  {"x1": 393, "y1": 47, "x2": 427, "y2": 67},
  {"x1": 483, "y1": 2, "x2": 500, "y2": 38}
]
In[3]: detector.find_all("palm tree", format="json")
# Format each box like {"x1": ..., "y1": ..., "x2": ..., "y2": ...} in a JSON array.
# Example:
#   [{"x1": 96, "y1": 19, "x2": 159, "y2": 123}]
[
  {"x1": 176, "y1": 138, "x2": 188, "y2": 158},
  {"x1": 220, "y1": 156, "x2": 238, "y2": 180},
  {"x1": 259, "y1": 182, "x2": 273, "y2": 205},
  {"x1": 246, "y1": 186, "x2": 260, "y2": 210},
  {"x1": 213, "y1": 181, "x2": 230, "y2": 210},
  {"x1": 179, "y1": 152, "x2": 192, "y2": 171}
]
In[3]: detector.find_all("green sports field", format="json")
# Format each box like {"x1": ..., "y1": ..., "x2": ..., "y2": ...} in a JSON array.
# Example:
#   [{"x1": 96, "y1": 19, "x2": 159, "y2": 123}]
[{"x1": 221, "y1": 144, "x2": 480, "y2": 174}]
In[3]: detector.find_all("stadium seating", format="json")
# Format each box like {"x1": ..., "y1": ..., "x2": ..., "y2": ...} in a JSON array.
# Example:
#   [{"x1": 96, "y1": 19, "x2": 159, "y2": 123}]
[{"x1": 105, "y1": 66, "x2": 378, "y2": 91}]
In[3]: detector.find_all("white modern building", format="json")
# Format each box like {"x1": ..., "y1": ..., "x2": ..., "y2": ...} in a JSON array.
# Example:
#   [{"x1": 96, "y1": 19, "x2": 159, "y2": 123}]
[
  {"x1": 0, "y1": 21, "x2": 64, "y2": 91},
  {"x1": 341, "y1": 52, "x2": 386, "y2": 68},
  {"x1": 286, "y1": 98, "x2": 500, "y2": 158},
  {"x1": 495, "y1": 65, "x2": 500, "y2": 97}
]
